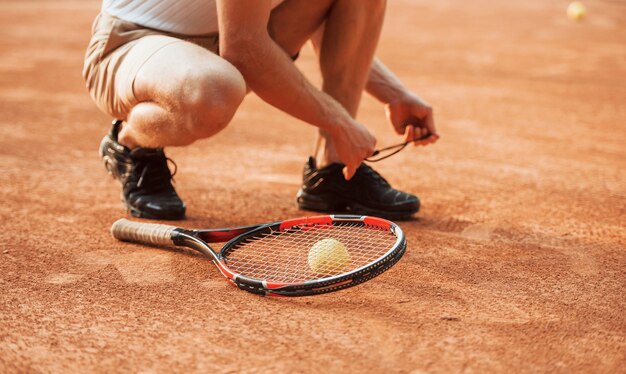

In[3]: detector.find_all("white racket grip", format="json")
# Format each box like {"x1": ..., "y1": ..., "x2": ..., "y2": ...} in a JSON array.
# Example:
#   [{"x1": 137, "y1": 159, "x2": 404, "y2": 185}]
[{"x1": 111, "y1": 219, "x2": 177, "y2": 247}]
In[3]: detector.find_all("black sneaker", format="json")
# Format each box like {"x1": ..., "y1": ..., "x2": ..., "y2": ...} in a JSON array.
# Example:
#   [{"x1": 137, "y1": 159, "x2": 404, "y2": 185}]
[
  {"x1": 296, "y1": 157, "x2": 420, "y2": 220},
  {"x1": 99, "y1": 120, "x2": 186, "y2": 220}
]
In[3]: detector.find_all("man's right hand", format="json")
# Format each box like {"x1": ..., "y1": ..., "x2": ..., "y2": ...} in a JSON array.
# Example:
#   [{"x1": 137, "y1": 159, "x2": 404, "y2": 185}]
[{"x1": 329, "y1": 119, "x2": 377, "y2": 180}]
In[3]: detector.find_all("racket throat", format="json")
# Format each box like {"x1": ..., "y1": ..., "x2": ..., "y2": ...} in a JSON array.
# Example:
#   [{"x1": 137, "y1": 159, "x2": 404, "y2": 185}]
[{"x1": 178, "y1": 233, "x2": 222, "y2": 263}]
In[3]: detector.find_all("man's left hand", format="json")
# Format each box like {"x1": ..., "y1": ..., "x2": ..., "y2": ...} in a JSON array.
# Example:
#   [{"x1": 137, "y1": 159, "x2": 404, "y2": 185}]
[{"x1": 385, "y1": 93, "x2": 439, "y2": 146}]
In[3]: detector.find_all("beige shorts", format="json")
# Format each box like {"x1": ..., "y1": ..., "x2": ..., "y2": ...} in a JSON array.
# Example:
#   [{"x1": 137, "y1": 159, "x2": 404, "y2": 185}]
[{"x1": 82, "y1": 12, "x2": 219, "y2": 119}]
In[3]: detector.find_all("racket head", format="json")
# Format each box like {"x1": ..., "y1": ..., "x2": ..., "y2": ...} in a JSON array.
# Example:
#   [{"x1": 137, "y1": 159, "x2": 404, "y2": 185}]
[{"x1": 214, "y1": 215, "x2": 406, "y2": 296}]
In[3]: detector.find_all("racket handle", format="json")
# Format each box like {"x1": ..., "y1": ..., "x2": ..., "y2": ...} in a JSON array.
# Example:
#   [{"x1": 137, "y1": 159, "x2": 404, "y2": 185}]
[{"x1": 111, "y1": 219, "x2": 177, "y2": 247}]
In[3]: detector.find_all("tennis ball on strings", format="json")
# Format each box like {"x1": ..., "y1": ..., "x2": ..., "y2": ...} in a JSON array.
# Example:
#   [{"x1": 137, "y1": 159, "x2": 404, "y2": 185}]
[
  {"x1": 308, "y1": 238, "x2": 350, "y2": 276},
  {"x1": 567, "y1": 2, "x2": 586, "y2": 21}
]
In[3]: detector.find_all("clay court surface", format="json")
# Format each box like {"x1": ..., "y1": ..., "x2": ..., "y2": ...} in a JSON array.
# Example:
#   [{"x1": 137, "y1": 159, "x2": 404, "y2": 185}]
[{"x1": 1, "y1": 0, "x2": 625, "y2": 372}]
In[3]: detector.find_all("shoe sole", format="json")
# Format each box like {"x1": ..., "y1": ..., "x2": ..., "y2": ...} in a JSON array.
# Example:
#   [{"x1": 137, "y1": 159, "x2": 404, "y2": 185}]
[
  {"x1": 127, "y1": 204, "x2": 186, "y2": 220},
  {"x1": 121, "y1": 194, "x2": 186, "y2": 220},
  {"x1": 296, "y1": 189, "x2": 418, "y2": 221}
]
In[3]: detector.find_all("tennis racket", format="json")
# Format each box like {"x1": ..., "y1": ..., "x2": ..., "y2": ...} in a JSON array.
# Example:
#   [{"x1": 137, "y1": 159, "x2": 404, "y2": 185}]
[{"x1": 111, "y1": 214, "x2": 406, "y2": 297}]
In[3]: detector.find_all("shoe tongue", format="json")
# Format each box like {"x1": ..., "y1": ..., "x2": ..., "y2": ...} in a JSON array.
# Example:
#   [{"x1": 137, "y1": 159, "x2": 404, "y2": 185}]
[{"x1": 356, "y1": 163, "x2": 390, "y2": 186}]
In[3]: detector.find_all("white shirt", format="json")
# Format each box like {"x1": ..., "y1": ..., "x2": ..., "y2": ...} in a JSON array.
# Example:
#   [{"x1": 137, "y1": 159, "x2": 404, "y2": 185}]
[{"x1": 103, "y1": 0, "x2": 284, "y2": 36}]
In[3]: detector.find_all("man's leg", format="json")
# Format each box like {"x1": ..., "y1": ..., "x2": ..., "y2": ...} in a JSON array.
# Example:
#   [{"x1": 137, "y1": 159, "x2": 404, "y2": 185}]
[
  {"x1": 269, "y1": 0, "x2": 386, "y2": 167},
  {"x1": 99, "y1": 38, "x2": 246, "y2": 219},
  {"x1": 316, "y1": 0, "x2": 386, "y2": 166},
  {"x1": 119, "y1": 41, "x2": 247, "y2": 149},
  {"x1": 268, "y1": 0, "x2": 419, "y2": 220}
]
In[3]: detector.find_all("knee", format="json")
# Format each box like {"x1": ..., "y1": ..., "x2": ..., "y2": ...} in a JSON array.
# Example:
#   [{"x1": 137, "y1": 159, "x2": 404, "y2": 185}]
[{"x1": 177, "y1": 62, "x2": 246, "y2": 139}]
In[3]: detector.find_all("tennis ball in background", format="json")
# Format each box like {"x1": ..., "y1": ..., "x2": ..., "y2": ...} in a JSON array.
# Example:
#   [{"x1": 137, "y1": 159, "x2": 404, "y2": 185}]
[
  {"x1": 567, "y1": 1, "x2": 586, "y2": 21},
  {"x1": 308, "y1": 238, "x2": 350, "y2": 276}
]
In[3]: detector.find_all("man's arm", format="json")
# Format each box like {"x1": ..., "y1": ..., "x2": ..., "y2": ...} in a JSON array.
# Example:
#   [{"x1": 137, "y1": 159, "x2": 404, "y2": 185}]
[
  {"x1": 366, "y1": 58, "x2": 410, "y2": 104},
  {"x1": 216, "y1": 0, "x2": 375, "y2": 179},
  {"x1": 366, "y1": 58, "x2": 438, "y2": 145},
  {"x1": 309, "y1": 25, "x2": 438, "y2": 146}
]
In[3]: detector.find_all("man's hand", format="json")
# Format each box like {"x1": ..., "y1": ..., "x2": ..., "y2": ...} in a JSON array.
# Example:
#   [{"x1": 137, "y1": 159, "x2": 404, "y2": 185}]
[
  {"x1": 365, "y1": 58, "x2": 439, "y2": 146},
  {"x1": 329, "y1": 119, "x2": 377, "y2": 180},
  {"x1": 385, "y1": 93, "x2": 438, "y2": 146}
]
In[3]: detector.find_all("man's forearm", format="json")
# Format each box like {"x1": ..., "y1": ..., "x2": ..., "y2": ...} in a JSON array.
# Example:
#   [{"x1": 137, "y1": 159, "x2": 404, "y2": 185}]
[
  {"x1": 221, "y1": 34, "x2": 352, "y2": 136},
  {"x1": 365, "y1": 58, "x2": 411, "y2": 104},
  {"x1": 309, "y1": 28, "x2": 404, "y2": 108}
]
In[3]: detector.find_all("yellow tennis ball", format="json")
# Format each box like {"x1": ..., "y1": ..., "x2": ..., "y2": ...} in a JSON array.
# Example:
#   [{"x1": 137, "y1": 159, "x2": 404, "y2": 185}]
[
  {"x1": 567, "y1": 1, "x2": 586, "y2": 21},
  {"x1": 308, "y1": 238, "x2": 350, "y2": 276}
]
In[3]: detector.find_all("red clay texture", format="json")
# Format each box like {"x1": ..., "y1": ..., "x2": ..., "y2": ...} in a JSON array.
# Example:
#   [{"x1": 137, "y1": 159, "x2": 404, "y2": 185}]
[{"x1": 0, "y1": 0, "x2": 624, "y2": 372}]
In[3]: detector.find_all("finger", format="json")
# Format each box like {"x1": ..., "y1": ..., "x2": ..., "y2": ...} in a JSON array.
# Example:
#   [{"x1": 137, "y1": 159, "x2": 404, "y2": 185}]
[
  {"x1": 419, "y1": 133, "x2": 439, "y2": 146},
  {"x1": 428, "y1": 133, "x2": 440, "y2": 144},
  {"x1": 420, "y1": 128, "x2": 434, "y2": 146},
  {"x1": 403, "y1": 125, "x2": 412, "y2": 143},
  {"x1": 385, "y1": 104, "x2": 405, "y2": 135},
  {"x1": 425, "y1": 108, "x2": 437, "y2": 137},
  {"x1": 403, "y1": 124, "x2": 409, "y2": 141},
  {"x1": 414, "y1": 126, "x2": 427, "y2": 146},
  {"x1": 343, "y1": 165, "x2": 356, "y2": 181},
  {"x1": 369, "y1": 135, "x2": 377, "y2": 155}
]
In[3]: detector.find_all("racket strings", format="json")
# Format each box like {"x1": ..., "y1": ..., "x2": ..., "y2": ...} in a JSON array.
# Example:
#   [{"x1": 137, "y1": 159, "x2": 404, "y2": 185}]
[{"x1": 224, "y1": 222, "x2": 398, "y2": 283}]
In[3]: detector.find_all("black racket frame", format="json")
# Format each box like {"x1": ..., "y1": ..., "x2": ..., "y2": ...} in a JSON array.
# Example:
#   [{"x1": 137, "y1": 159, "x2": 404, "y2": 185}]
[{"x1": 170, "y1": 215, "x2": 407, "y2": 297}]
